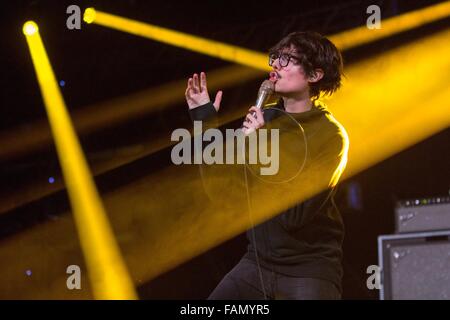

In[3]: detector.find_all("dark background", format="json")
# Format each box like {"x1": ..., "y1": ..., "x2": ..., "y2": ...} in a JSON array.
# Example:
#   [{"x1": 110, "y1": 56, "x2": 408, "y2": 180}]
[{"x1": 0, "y1": 0, "x2": 449, "y2": 299}]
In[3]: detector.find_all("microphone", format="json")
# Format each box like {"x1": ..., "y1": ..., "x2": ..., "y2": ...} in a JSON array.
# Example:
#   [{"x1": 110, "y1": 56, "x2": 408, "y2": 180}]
[
  {"x1": 254, "y1": 79, "x2": 274, "y2": 111},
  {"x1": 242, "y1": 80, "x2": 274, "y2": 134}
]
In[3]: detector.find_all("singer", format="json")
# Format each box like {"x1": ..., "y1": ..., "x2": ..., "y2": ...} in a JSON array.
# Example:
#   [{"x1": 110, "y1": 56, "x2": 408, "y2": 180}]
[{"x1": 185, "y1": 31, "x2": 348, "y2": 299}]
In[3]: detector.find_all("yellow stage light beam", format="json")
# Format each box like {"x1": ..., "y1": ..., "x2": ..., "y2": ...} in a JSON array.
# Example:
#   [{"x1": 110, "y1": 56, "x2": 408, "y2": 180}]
[
  {"x1": 5, "y1": 0, "x2": 448, "y2": 166},
  {"x1": 0, "y1": 65, "x2": 264, "y2": 216},
  {"x1": 2, "y1": 26, "x2": 449, "y2": 298},
  {"x1": 83, "y1": 2, "x2": 450, "y2": 70},
  {"x1": 8, "y1": 1, "x2": 449, "y2": 219},
  {"x1": 114, "y1": 26, "x2": 450, "y2": 287},
  {"x1": 83, "y1": 7, "x2": 270, "y2": 71},
  {"x1": 329, "y1": 1, "x2": 450, "y2": 50},
  {"x1": 110, "y1": 27, "x2": 450, "y2": 287},
  {"x1": 0, "y1": 64, "x2": 262, "y2": 163},
  {"x1": 329, "y1": 27, "x2": 450, "y2": 179},
  {"x1": 22, "y1": 21, "x2": 137, "y2": 300}
]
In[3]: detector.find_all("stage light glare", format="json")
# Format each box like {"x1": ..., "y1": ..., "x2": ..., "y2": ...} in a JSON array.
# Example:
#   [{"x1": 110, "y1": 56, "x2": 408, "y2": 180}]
[
  {"x1": 23, "y1": 21, "x2": 38, "y2": 36},
  {"x1": 83, "y1": 7, "x2": 96, "y2": 24}
]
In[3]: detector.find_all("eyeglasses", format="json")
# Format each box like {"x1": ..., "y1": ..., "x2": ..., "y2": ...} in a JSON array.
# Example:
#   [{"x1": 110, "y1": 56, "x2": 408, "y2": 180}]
[{"x1": 269, "y1": 52, "x2": 301, "y2": 68}]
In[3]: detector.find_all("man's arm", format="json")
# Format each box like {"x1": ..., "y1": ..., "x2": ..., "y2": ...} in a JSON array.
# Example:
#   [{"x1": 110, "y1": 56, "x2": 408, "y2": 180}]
[
  {"x1": 298, "y1": 132, "x2": 348, "y2": 227},
  {"x1": 185, "y1": 73, "x2": 244, "y2": 206}
]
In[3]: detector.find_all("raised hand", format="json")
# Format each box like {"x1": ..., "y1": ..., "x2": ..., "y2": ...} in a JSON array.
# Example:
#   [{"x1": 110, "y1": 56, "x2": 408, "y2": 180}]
[{"x1": 185, "y1": 72, "x2": 222, "y2": 111}]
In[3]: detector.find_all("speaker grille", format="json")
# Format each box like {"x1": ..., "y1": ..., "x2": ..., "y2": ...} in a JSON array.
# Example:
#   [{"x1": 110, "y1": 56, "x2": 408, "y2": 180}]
[{"x1": 379, "y1": 231, "x2": 450, "y2": 300}]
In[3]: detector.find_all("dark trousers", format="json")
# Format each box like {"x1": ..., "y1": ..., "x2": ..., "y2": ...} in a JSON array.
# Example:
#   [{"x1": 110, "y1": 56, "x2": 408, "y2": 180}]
[{"x1": 208, "y1": 257, "x2": 341, "y2": 300}]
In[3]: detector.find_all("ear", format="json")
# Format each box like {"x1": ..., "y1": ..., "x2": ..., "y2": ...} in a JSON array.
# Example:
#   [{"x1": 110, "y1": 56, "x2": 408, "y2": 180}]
[{"x1": 309, "y1": 68, "x2": 324, "y2": 83}]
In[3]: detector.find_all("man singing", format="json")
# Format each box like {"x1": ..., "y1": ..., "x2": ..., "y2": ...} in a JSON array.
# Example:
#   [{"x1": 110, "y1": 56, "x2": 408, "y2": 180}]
[{"x1": 185, "y1": 31, "x2": 349, "y2": 300}]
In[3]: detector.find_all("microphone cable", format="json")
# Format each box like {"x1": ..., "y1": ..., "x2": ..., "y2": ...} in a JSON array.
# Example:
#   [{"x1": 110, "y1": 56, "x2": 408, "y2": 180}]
[{"x1": 241, "y1": 107, "x2": 308, "y2": 300}]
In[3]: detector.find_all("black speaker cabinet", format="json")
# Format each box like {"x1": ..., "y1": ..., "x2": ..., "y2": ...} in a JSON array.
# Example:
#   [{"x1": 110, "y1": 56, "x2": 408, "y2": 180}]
[{"x1": 378, "y1": 230, "x2": 450, "y2": 300}]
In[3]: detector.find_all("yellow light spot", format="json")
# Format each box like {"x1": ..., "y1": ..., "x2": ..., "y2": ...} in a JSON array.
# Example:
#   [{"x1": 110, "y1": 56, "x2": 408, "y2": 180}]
[
  {"x1": 83, "y1": 7, "x2": 96, "y2": 24},
  {"x1": 23, "y1": 21, "x2": 38, "y2": 36}
]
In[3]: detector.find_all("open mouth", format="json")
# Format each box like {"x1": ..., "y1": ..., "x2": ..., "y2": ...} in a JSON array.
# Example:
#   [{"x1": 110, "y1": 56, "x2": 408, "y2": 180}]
[{"x1": 269, "y1": 71, "x2": 280, "y2": 82}]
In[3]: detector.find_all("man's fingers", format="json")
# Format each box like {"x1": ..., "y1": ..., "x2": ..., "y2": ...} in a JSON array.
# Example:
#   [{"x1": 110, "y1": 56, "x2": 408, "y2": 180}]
[
  {"x1": 188, "y1": 77, "x2": 198, "y2": 94},
  {"x1": 244, "y1": 107, "x2": 265, "y2": 130},
  {"x1": 249, "y1": 106, "x2": 262, "y2": 115},
  {"x1": 247, "y1": 113, "x2": 264, "y2": 126},
  {"x1": 242, "y1": 120, "x2": 257, "y2": 135},
  {"x1": 248, "y1": 107, "x2": 264, "y2": 124},
  {"x1": 213, "y1": 90, "x2": 222, "y2": 111},
  {"x1": 242, "y1": 126, "x2": 255, "y2": 135},
  {"x1": 246, "y1": 114, "x2": 257, "y2": 124},
  {"x1": 193, "y1": 73, "x2": 200, "y2": 92},
  {"x1": 186, "y1": 78, "x2": 193, "y2": 96},
  {"x1": 200, "y1": 72, "x2": 207, "y2": 92}
]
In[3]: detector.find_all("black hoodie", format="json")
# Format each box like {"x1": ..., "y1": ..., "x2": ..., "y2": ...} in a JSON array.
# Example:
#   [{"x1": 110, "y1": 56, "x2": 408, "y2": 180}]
[{"x1": 189, "y1": 99, "x2": 349, "y2": 291}]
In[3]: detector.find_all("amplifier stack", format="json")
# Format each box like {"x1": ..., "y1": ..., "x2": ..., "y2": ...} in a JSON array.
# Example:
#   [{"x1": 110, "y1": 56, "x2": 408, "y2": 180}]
[{"x1": 378, "y1": 195, "x2": 450, "y2": 299}]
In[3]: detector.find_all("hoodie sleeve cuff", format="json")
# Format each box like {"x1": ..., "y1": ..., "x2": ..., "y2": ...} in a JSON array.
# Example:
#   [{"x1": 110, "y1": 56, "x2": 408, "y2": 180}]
[{"x1": 188, "y1": 102, "x2": 218, "y2": 121}]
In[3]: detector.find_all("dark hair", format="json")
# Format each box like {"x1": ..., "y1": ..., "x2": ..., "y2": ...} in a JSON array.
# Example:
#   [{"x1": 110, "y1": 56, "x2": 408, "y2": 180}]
[{"x1": 269, "y1": 31, "x2": 344, "y2": 100}]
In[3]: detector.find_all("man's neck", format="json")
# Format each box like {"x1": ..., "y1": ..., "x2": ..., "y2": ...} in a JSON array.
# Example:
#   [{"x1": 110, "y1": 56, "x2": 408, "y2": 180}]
[{"x1": 282, "y1": 94, "x2": 313, "y2": 113}]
